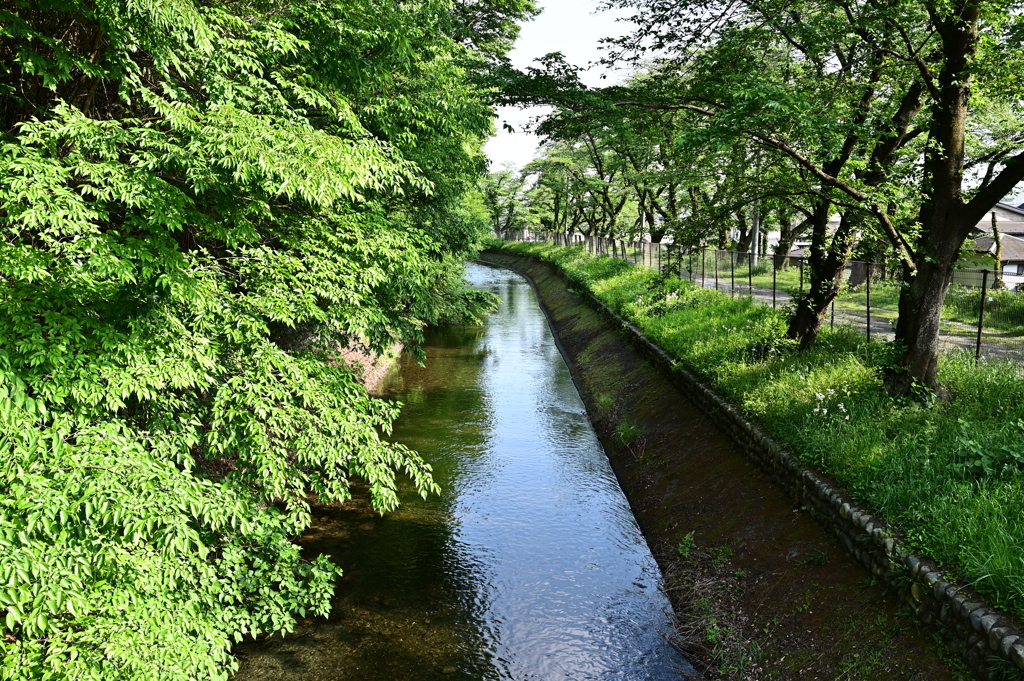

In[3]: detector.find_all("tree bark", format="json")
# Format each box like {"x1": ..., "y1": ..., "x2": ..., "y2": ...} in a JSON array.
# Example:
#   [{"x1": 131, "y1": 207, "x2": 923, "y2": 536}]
[
  {"x1": 888, "y1": 0, "x2": 983, "y2": 395},
  {"x1": 774, "y1": 214, "x2": 807, "y2": 270},
  {"x1": 735, "y1": 210, "x2": 751, "y2": 265},
  {"x1": 992, "y1": 211, "x2": 1004, "y2": 289},
  {"x1": 786, "y1": 212, "x2": 858, "y2": 348}
]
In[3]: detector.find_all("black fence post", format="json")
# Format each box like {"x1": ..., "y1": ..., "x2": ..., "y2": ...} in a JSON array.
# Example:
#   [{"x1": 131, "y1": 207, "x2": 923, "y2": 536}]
[
  {"x1": 714, "y1": 251, "x2": 719, "y2": 292},
  {"x1": 866, "y1": 262, "x2": 871, "y2": 342},
  {"x1": 772, "y1": 259, "x2": 777, "y2": 308},
  {"x1": 748, "y1": 257, "x2": 753, "y2": 297},
  {"x1": 731, "y1": 251, "x2": 735, "y2": 297},
  {"x1": 799, "y1": 257, "x2": 804, "y2": 293},
  {"x1": 831, "y1": 300, "x2": 835, "y2": 329},
  {"x1": 689, "y1": 253, "x2": 694, "y2": 282},
  {"x1": 976, "y1": 269, "x2": 990, "y2": 363}
]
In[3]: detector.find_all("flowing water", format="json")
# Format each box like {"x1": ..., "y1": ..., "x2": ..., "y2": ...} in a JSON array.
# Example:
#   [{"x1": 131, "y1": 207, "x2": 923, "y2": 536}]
[{"x1": 233, "y1": 262, "x2": 694, "y2": 680}]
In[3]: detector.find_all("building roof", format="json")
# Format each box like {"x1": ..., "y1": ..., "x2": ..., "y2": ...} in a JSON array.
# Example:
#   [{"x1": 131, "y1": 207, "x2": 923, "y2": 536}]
[
  {"x1": 997, "y1": 202, "x2": 1024, "y2": 219},
  {"x1": 972, "y1": 234, "x2": 1024, "y2": 262}
]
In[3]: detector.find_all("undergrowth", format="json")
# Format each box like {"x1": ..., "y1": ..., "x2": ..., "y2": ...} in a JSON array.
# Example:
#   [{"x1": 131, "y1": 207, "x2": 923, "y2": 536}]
[{"x1": 490, "y1": 239, "x2": 1024, "y2": 622}]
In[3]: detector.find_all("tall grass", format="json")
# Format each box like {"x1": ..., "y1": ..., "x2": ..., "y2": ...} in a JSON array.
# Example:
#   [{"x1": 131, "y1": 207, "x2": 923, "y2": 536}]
[{"x1": 492, "y1": 240, "x2": 1024, "y2": 618}]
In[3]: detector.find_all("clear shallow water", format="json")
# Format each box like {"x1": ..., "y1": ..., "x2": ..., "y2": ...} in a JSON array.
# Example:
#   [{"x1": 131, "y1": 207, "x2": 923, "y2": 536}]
[{"x1": 232, "y1": 262, "x2": 694, "y2": 680}]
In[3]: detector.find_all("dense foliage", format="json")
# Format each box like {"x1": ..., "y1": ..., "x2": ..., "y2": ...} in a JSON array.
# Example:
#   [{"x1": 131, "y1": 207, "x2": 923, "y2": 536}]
[
  {"x1": 0, "y1": 0, "x2": 531, "y2": 678},
  {"x1": 495, "y1": 239, "x2": 1024, "y2": 625}
]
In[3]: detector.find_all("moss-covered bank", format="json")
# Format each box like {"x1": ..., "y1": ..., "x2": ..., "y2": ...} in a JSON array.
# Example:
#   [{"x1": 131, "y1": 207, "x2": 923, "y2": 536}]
[{"x1": 479, "y1": 250, "x2": 964, "y2": 680}]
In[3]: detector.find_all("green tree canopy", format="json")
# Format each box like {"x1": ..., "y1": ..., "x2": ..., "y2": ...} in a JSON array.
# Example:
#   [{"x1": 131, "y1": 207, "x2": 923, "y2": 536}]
[{"x1": 0, "y1": 0, "x2": 534, "y2": 677}]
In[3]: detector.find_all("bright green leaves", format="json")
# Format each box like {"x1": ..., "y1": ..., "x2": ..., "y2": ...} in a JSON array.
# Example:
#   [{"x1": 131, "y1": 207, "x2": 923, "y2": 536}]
[
  {"x1": 0, "y1": 366, "x2": 335, "y2": 679},
  {"x1": 0, "y1": 0, "x2": 507, "y2": 677}
]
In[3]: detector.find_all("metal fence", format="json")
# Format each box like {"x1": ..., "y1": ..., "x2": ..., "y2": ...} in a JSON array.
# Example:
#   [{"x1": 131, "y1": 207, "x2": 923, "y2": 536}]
[{"x1": 496, "y1": 230, "x2": 1024, "y2": 368}]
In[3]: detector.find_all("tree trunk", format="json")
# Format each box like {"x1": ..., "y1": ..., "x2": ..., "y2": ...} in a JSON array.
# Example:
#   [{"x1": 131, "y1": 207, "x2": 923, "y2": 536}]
[
  {"x1": 887, "y1": 0, "x2": 982, "y2": 396},
  {"x1": 649, "y1": 210, "x2": 666, "y2": 243},
  {"x1": 774, "y1": 215, "x2": 807, "y2": 270},
  {"x1": 786, "y1": 212, "x2": 857, "y2": 348},
  {"x1": 847, "y1": 261, "x2": 868, "y2": 287},
  {"x1": 735, "y1": 210, "x2": 751, "y2": 265},
  {"x1": 992, "y1": 211, "x2": 1005, "y2": 289},
  {"x1": 889, "y1": 257, "x2": 957, "y2": 397}
]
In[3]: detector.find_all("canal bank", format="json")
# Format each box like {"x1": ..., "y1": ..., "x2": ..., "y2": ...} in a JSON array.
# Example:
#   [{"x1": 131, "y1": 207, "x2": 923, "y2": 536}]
[
  {"x1": 478, "y1": 250, "x2": 961, "y2": 680},
  {"x1": 233, "y1": 263, "x2": 695, "y2": 680}
]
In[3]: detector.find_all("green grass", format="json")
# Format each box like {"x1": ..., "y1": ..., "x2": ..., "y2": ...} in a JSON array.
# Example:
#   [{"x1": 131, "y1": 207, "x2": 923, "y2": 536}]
[
  {"x1": 490, "y1": 239, "x2": 1024, "y2": 621},
  {"x1": 685, "y1": 252, "x2": 1024, "y2": 337}
]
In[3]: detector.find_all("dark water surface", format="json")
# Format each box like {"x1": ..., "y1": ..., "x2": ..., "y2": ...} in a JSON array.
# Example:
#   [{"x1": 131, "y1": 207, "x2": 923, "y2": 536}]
[{"x1": 233, "y1": 262, "x2": 694, "y2": 680}]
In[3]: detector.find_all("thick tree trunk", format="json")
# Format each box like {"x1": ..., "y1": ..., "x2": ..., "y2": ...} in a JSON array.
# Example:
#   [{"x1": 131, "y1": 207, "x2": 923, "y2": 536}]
[
  {"x1": 847, "y1": 261, "x2": 869, "y2": 287},
  {"x1": 649, "y1": 214, "x2": 665, "y2": 243},
  {"x1": 887, "y1": 0, "x2": 981, "y2": 396},
  {"x1": 889, "y1": 257, "x2": 958, "y2": 396}
]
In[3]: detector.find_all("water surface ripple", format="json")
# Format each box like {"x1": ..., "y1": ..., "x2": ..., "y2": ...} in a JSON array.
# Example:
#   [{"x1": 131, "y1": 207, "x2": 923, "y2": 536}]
[{"x1": 233, "y1": 262, "x2": 694, "y2": 680}]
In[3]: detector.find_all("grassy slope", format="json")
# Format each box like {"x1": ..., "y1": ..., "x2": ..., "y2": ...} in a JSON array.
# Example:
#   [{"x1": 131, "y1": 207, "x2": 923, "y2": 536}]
[{"x1": 492, "y1": 240, "x2": 1024, "y2": 621}]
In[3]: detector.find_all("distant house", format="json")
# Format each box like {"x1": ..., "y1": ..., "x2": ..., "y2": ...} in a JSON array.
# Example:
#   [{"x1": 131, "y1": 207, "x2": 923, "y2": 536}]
[
  {"x1": 965, "y1": 202, "x2": 1024, "y2": 286},
  {"x1": 969, "y1": 233, "x2": 1024, "y2": 275},
  {"x1": 975, "y1": 202, "x2": 1024, "y2": 236}
]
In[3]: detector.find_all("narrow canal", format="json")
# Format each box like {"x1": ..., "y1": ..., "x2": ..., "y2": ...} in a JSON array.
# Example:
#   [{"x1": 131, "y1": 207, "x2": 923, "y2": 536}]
[{"x1": 233, "y1": 262, "x2": 694, "y2": 680}]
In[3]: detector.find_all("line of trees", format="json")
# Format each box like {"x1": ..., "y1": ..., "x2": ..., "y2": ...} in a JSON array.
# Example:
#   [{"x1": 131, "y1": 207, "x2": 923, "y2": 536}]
[
  {"x1": 0, "y1": 0, "x2": 534, "y2": 678},
  {"x1": 490, "y1": 0, "x2": 1024, "y2": 396}
]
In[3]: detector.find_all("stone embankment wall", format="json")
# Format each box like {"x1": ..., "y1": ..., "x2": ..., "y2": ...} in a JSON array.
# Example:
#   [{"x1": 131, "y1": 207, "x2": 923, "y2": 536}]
[{"x1": 481, "y1": 248, "x2": 1024, "y2": 680}]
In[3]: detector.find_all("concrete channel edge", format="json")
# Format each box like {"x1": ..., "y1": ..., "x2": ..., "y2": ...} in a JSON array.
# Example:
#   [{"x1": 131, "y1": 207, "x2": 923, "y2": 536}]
[{"x1": 479, "y1": 249, "x2": 1024, "y2": 680}]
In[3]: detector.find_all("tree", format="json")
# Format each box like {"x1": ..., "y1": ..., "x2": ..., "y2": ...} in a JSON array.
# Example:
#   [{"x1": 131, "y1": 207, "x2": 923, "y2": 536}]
[
  {"x1": 481, "y1": 165, "x2": 530, "y2": 231},
  {"x1": 602, "y1": 0, "x2": 1024, "y2": 392},
  {"x1": 0, "y1": 0, "x2": 527, "y2": 676}
]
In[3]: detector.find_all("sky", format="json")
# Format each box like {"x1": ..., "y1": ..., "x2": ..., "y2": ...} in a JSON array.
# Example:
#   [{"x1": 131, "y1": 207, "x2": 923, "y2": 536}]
[{"x1": 483, "y1": 0, "x2": 633, "y2": 171}]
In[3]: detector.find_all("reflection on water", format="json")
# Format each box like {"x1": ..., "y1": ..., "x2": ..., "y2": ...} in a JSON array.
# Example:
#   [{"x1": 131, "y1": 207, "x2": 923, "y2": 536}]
[{"x1": 232, "y1": 262, "x2": 694, "y2": 680}]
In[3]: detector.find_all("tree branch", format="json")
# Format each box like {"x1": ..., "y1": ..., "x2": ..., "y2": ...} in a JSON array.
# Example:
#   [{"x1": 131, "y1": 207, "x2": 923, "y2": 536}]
[{"x1": 964, "y1": 150, "x2": 1024, "y2": 227}]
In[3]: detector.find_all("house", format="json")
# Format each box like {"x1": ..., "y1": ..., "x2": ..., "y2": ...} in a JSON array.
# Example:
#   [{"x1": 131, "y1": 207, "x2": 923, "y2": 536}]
[
  {"x1": 975, "y1": 202, "x2": 1024, "y2": 236},
  {"x1": 968, "y1": 233, "x2": 1024, "y2": 275}
]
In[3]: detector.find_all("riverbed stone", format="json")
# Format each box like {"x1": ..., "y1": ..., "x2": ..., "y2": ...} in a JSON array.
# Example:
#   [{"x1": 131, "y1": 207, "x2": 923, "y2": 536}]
[
  {"x1": 970, "y1": 606, "x2": 993, "y2": 631},
  {"x1": 1011, "y1": 640, "x2": 1024, "y2": 668},
  {"x1": 999, "y1": 633, "x2": 1020, "y2": 658},
  {"x1": 990, "y1": 625, "x2": 1012, "y2": 652},
  {"x1": 962, "y1": 601, "x2": 985, "y2": 622}
]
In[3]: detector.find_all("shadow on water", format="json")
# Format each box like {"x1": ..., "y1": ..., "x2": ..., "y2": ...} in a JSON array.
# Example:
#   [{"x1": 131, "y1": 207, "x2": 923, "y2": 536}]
[{"x1": 232, "y1": 262, "x2": 695, "y2": 680}]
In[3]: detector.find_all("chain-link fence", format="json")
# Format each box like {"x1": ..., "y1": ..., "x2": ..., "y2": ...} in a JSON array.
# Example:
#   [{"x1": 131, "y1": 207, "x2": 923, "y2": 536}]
[{"x1": 495, "y1": 230, "x2": 1024, "y2": 369}]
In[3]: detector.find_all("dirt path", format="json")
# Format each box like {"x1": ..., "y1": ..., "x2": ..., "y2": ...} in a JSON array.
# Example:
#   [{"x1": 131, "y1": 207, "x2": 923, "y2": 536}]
[{"x1": 480, "y1": 251, "x2": 963, "y2": 681}]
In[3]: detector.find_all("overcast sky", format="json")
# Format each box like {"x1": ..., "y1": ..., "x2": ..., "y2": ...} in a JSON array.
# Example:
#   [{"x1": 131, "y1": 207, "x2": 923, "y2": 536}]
[{"x1": 483, "y1": 0, "x2": 632, "y2": 171}]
